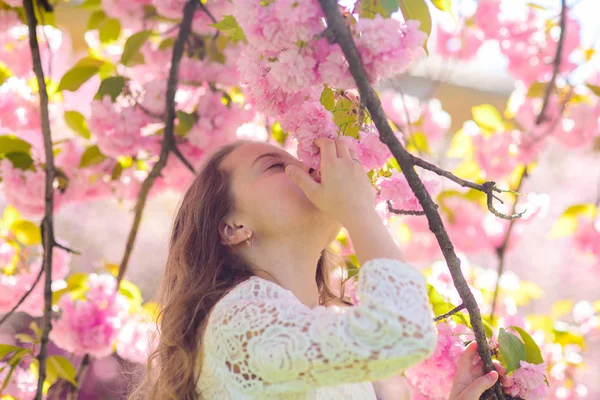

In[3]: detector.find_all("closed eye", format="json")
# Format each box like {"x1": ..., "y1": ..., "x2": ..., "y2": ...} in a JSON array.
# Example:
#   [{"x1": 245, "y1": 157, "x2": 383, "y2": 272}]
[{"x1": 267, "y1": 162, "x2": 285, "y2": 170}]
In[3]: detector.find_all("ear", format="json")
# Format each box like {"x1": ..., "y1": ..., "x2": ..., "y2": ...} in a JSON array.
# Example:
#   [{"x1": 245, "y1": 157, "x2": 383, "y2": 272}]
[{"x1": 219, "y1": 219, "x2": 251, "y2": 246}]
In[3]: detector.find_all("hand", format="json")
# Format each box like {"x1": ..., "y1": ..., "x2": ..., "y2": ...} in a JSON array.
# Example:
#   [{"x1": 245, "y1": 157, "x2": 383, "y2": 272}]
[
  {"x1": 449, "y1": 341, "x2": 505, "y2": 400},
  {"x1": 285, "y1": 138, "x2": 377, "y2": 225}
]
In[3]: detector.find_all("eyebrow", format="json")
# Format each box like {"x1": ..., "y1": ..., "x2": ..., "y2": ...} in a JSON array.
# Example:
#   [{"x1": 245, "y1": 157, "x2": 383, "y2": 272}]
[{"x1": 251, "y1": 152, "x2": 284, "y2": 169}]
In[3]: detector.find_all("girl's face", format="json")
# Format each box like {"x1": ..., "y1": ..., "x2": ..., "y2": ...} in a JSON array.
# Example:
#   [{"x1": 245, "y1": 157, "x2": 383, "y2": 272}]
[{"x1": 220, "y1": 141, "x2": 342, "y2": 243}]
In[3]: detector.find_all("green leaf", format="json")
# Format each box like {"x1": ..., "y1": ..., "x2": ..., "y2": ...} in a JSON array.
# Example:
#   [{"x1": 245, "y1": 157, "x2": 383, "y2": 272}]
[
  {"x1": 79, "y1": 145, "x2": 107, "y2": 168},
  {"x1": 382, "y1": 0, "x2": 399, "y2": 15},
  {"x1": 94, "y1": 76, "x2": 126, "y2": 101},
  {"x1": 14, "y1": 333, "x2": 37, "y2": 344},
  {"x1": 431, "y1": 0, "x2": 453, "y2": 13},
  {"x1": 47, "y1": 355, "x2": 77, "y2": 387},
  {"x1": 398, "y1": 0, "x2": 432, "y2": 39},
  {"x1": 120, "y1": 30, "x2": 152, "y2": 66},
  {"x1": 0, "y1": 135, "x2": 33, "y2": 155},
  {"x1": 271, "y1": 122, "x2": 288, "y2": 146},
  {"x1": 4, "y1": 152, "x2": 34, "y2": 170},
  {"x1": 119, "y1": 279, "x2": 143, "y2": 306},
  {"x1": 550, "y1": 204, "x2": 597, "y2": 238},
  {"x1": 406, "y1": 132, "x2": 430, "y2": 154},
  {"x1": 175, "y1": 110, "x2": 196, "y2": 136},
  {"x1": 0, "y1": 344, "x2": 22, "y2": 359},
  {"x1": 498, "y1": 328, "x2": 526, "y2": 373},
  {"x1": 87, "y1": 10, "x2": 106, "y2": 30},
  {"x1": 527, "y1": 82, "x2": 547, "y2": 98},
  {"x1": 99, "y1": 18, "x2": 121, "y2": 43},
  {"x1": 10, "y1": 220, "x2": 41, "y2": 246},
  {"x1": 158, "y1": 37, "x2": 175, "y2": 50},
  {"x1": 64, "y1": 111, "x2": 91, "y2": 139},
  {"x1": 587, "y1": 84, "x2": 600, "y2": 97},
  {"x1": 471, "y1": 104, "x2": 504, "y2": 132},
  {"x1": 209, "y1": 15, "x2": 246, "y2": 43},
  {"x1": 509, "y1": 326, "x2": 544, "y2": 365},
  {"x1": 57, "y1": 65, "x2": 100, "y2": 92},
  {"x1": 551, "y1": 299, "x2": 575, "y2": 319},
  {"x1": 320, "y1": 86, "x2": 335, "y2": 111}
]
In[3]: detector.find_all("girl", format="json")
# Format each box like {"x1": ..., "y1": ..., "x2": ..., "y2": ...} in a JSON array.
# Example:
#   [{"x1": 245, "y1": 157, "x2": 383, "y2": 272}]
[{"x1": 129, "y1": 138, "x2": 499, "y2": 399}]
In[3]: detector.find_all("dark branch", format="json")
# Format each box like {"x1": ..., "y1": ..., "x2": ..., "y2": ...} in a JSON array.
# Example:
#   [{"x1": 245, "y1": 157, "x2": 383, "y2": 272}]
[
  {"x1": 66, "y1": 354, "x2": 90, "y2": 400},
  {"x1": 171, "y1": 145, "x2": 195, "y2": 174},
  {"x1": 411, "y1": 155, "x2": 524, "y2": 220},
  {"x1": 116, "y1": 0, "x2": 198, "y2": 285},
  {"x1": 23, "y1": 1, "x2": 58, "y2": 398},
  {"x1": 54, "y1": 241, "x2": 81, "y2": 255},
  {"x1": 387, "y1": 200, "x2": 428, "y2": 216},
  {"x1": 535, "y1": 0, "x2": 567, "y2": 125},
  {"x1": 0, "y1": 266, "x2": 43, "y2": 328},
  {"x1": 317, "y1": 1, "x2": 505, "y2": 399},
  {"x1": 434, "y1": 304, "x2": 466, "y2": 322}
]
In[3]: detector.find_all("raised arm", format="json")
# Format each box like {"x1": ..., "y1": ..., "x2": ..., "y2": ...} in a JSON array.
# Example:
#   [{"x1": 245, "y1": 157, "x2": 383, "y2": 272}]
[{"x1": 204, "y1": 257, "x2": 437, "y2": 395}]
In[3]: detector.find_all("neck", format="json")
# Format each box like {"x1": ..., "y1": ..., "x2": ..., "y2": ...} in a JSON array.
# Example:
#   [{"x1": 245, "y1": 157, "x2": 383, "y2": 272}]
[{"x1": 243, "y1": 236, "x2": 325, "y2": 309}]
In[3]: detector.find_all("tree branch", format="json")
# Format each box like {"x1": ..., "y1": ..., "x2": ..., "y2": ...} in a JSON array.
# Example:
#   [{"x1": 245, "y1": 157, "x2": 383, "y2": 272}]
[
  {"x1": 387, "y1": 200, "x2": 434, "y2": 216},
  {"x1": 317, "y1": 1, "x2": 505, "y2": 399},
  {"x1": 434, "y1": 304, "x2": 466, "y2": 322},
  {"x1": 66, "y1": 354, "x2": 90, "y2": 400},
  {"x1": 22, "y1": 1, "x2": 57, "y2": 398},
  {"x1": 116, "y1": 0, "x2": 198, "y2": 285},
  {"x1": 411, "y1": 155, "x2": 524, "y2": 220},
  {"x1": 489, "y1": 167, "x2": 528, "y2": 321},
  {"x1": 0, "y1": 266, "x2": 43, "y2": 328},
  {"x1": 536, "y1": 0, "x2": 567, "y2": 125}
]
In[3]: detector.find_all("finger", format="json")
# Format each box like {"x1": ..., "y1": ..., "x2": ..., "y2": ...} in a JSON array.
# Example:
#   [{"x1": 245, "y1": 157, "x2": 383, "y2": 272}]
[
  {"x1": 334, "y1": 138, "x2": 351, "y2": 159},
  {"x1": 285, "y1": 164, "x2": 320, "y2": 201},
  {"x1": 456, "y1": 341, "x2": 479, "y2": 381},
  {"x1": 314, "y1": 138, "x2": 336, "y2": 164},
  {"x1": 492, "y1": 360, "x2": 507, "y2": 377},
  {"x1": 462, "y1": 371, "x2": 498, "y2": 400}
]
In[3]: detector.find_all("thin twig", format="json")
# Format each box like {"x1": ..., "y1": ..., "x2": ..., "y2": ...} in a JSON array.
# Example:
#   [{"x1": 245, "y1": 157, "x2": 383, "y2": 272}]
[
  {"x1": 23, "y1": 1, "x2": 58, "y2": 398},
  {"x1": 116, "y1": 0, "x2": 198, "y2": 285},
  {"x1": 0, "y1": 266, "x2": 44, "y2": 328},
  {"x1": 434, "y1": 304, "x2": 466, "y2": 322},
  {"x1": 387, "y1": 200, "x2": 429, "y2": 216},
  {"x1": 489, "y1": 167, "x2": 529, "y2": 321},
  {"x1": 171, "y1": 144, "x2": 196, "y2": 174},
  {"x1": 411, "y1": 155, "x2": 523, "y2": 220},
  {"x1": 66, "y1": 354, "x2": 90, "y2": 400},
  {"x1": 317, "y1": 1, "x2": 505, "y2": 399},
  {"x1": 536, "y1": 0, "x2": 568, "y2": 125}
]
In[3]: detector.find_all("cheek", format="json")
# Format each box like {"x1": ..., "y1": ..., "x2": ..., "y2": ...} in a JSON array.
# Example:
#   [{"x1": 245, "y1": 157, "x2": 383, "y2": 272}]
[{"x1": 254, "y1": 178, "x2": 316, "y2": 220}]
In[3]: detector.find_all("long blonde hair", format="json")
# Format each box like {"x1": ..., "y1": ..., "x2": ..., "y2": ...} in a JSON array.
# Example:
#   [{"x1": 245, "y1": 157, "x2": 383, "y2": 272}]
[{"x1": 127, "y1": 140, "x2": 352, "y2": 400}]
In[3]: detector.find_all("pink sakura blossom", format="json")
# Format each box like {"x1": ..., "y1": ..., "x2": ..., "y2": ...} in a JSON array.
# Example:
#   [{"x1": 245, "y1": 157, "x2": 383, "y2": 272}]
[
  {"x1": 232, "y1": 0, "x2": 324, "y2": 53},
  {"x1": 0, "y1": 158, "x2": 66, "y2": 218},
  {"x1": 443, "y1": 196, "x2": 510, "y2": 255},
  {"x1": 380, "y1": 90, "x2": 421, "y2": 128},
  {"x1": 421, "y1": 99, "x2": 451, "y2": 142},
  {"x1": 179, "y1": 43, "x2": 243, "y2": 86},
  {"x1": 355, "y1": 17, "x2": 427, "y2": 83},
  {"x1": 152, "y1": 141, "x2": 205, "y2": 194},
  {"x1": 2, "y1": 0, "x2": 22, "y2": 7},
  {"x1": 151, "y1": 0, "x2": 188, "y2": 19},
  {"x1": 0, "y1": 361, "x2": 36, "y2": 400},
  {"x1": 405, "y1": 322, "x2": 465, "y2": 399},
  {"x1": 377, "y1": 171, "x2": 440, "y2": 212},
  {"x1": 102, "y1": 0, "x2": 151, "y2": 30},
  {"x1": 393, "y1": 215, "x2": 442, "y2": 263},
  {"x1": 328, "y1": 268, "x2": 359, "y2": 306},
  {"x1": 279, "y1": 101, "x2": 339, "y2": 169},
  {"x1": 472, "y1": 131, "x2": 519, "y2": 180},
  {"x1": 572, "y1": 219, "x2": 600, "y2": 262},
  {"x1": 269, "y1": 48, "x2": 318, "y2": 94},
  {"x1": 140, "y1": 80, "x2": 167, "y2": 116},
  {"x1": 88, "y1": 96, "x2": 155, "y2": 158},
  {"x1": 0, "y1": 78, "x2": 41, "y2": 132},
  {"x1": 186, "y1": 92, "x2": 253, "y2": 153},
  {"x1": 553, "y1": 103, "x2": 600, "y2": 149},
  {"x1": 356, "y1": 130, "x2": 394, "y2": 170},
  {"x1": 237, "y1": 45, "x2": 308, "y2": 116},
  {"x1": 501, "y1": 361, "x2": 549, "y2": 400},
  {"x1": 117, "y1": 315, "x2": 155, "y2": 364},
  {"x1": 0, "y1": 9, "x2": 20, "y2": 37},
  {"x1": 435, "y1": 24, "x2": 484, "y2": 61},
  {"x1": 0, "y1": 245, "x2": 71, "y2": 316},
  {"x1": 317, "y1": 46, "x2": 355, "y2": 90},
  {"x1": 474, "y1": 0, "x2": 502, "y2": 40},
  {"x1": 51, "y1": 273, "x2": 129, "y2": 358}
]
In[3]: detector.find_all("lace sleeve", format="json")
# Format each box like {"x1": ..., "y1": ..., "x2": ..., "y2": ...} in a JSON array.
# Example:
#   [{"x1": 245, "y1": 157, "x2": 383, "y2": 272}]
[{"x1": 204, "y1": 258, "x2": 437, "y2": 394}]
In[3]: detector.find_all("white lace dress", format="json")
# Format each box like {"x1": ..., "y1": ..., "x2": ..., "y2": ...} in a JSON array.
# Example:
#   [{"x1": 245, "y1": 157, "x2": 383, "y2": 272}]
[{"x1": 197, "y1": 258, "x2": 437, "y2": 399}]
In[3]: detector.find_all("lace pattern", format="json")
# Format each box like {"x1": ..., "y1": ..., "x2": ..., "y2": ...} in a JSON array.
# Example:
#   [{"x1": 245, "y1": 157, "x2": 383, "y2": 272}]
[{"x1": 197, "y1": 258, "x2": 437, "y2": 399}]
